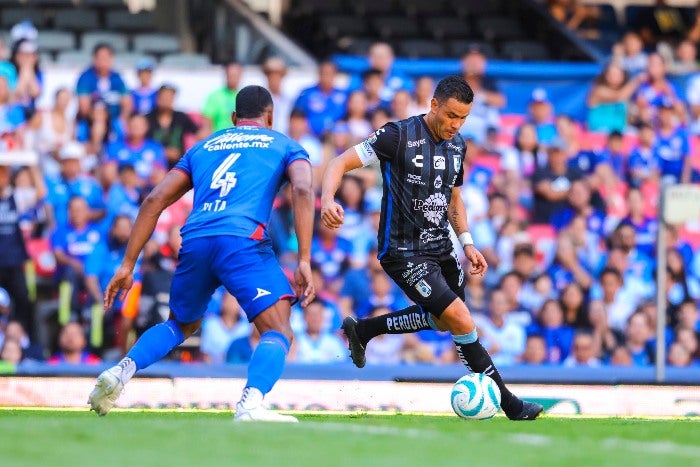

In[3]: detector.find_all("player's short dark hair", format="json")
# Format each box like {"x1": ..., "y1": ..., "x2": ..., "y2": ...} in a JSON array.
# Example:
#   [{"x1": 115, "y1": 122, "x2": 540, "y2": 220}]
[
  {"x1": 433, "y1": 75, "x2": 474, "y2": 105},
  {"x1": 92, "y1": 42, "x2": 114, "y2": 56},
  {"x1": 235, "y1": 85, "x2": 273, "y2": 119}
]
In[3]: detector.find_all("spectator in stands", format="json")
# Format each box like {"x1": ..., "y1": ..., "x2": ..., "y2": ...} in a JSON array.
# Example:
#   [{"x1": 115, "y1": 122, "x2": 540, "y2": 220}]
[
  {"x1": 612, "y1": 31, "x2": 648, "y2": 76},
  {"x1": 226, "y1": 325, "x2": 259, "y2": 364},
  {"x1": 84, "y1": 215, "x2": 133, "y2": 317},
  {"x1": 563, "y1": 331, "x2": 601, "y2": 367},
  {"x1": 620, "y1": 189, "x2": 658, "y2": 258},
  {"x1": 548, "y1": 234, "x2": 593, "y2": 291},
  {"x1": 0, "y1": 163, "x2": 42, "y2": 336},
  {"x1": 370, "y1": 107, "x2": 391, "y2": 132},
  {"x1": 51, "y1": 197, "x2": 104, "y2": 318},
  {"x1": 527, "y1": 299, "x2": 575, "y2": 364},
  {"x1": 288, "y1": 109, "x2": 323, "y2": 169},
  {"x1": 76, "y1": 99, "x2": 124, "y2": 160},
  {"x1": 262, "y1": 57, "x2": 292, "y2": 136},
  {"x1": 623, "y1": 312, "x2": 654, "y2": 366},
  {"x1": 390, "y1": 89, "x2": 412, "y2": 122},
  {"x1": 667, "y1": 341, "x2": 692, "y2": 366},
  {"x1": 502, "y1": 123, "x2": 545, "y2": 180},
  {"x1": 631, "y1": 0, "x2": 693, "y2": 49},
  {"x1": 0, "y1": 37, "x2": 17, "y2": 91},
  {"x1": 45, "y1": 142, "x2": 104, "y2": 228},
  {"x1": 594, "y1": 267, "x2": 637, "y2": 333},
  {"x1": 10, "y1": 38, "x2": 41, "y2": 121},
  {"x1": 655, "y1": 97, "x2": 691, "y2": 184},
  {"x1": 609, "y1": 345, "x2": 632, "y2": 366},
  {"x1": 105, "y1": 113, "x2": 167, "y2": 186},
  {"x1": 48, "y1": 322, "x2": 100, "y2": 365},
  {"x1": 354, "y1": 270, "x2": 409, "y2": 320},
  {"x1": 335, "y1": 175, "x2": 373, "y2": 266},
  {"x1": 0, "y1": 75, "x2": 25, "y2": 146},
  {"x1": 0, "y1": 338, "x2": 22, "y2": 366},
  {"x1": 586, "y1": 62, "x2": 645, "y2": 133},
  {"x1": 474, "y1": 289, "x2": 526, "y2": 366},
  {"x1": 408, "y1": 76, "x2": 434, "y2": 115},
  {"x1": 344, "y1": 90, "x2": 373, "y2": 144},
  {"x1": 365, "y1": 42, "x2": 413, "y2": 102},
  {"x1": 588, "y1": 299, "x2": 617, "y2": 359},
  {"x1": 547, "y1": 0, "x2": 601, "y2": 39},
  {"x1": 527, "y1": 88, "x2": 558, "y2": 145},
  {"x1": 666, "y1": 249, "x2": 693, "y2": 320},
  {"x1": 532, "y1": 140, "x2": 582, "y2": 224},
  {"x1": 131, "y1": 58, "x2": 157, "y2": 116},
  {"x1": 76, "y1": 43, "x2": 131, "y2": 124},
  {"x1": 594, "y1": 130, "x2": 626, "y2": 181},
  {"x1": 0, "y1": 287, "x2": 9, "y2": 328},
  {"x1": 104, "y1": 164, "x2": 140, "y2": 231},
  {"x1": 674, "y1": 327, "x2": 699, "y2": 363},
  {"x1": 294, "y1": 299, "x2": 346, "y2": 363},
  {"x1": 677, "y1": 299, "x2": 699, "y2": 332},
  {"x1": 498, "y1": 271, "x2": 531, "y2": 322},
  {"x1": 554, "y1": 114, "x2": 581, "y2": 159},
  {"x1": 293, "y1": 60, "x2": 347, "y2": 137},
  {"x1": 25, "y1": 87, "x2": 74, "y2": 180},
  {"x1": 2, "y1": 321, "x2": 42, "y2": 361},
  {"x1": 627, "y1": 123, "x2": 659, "y2": 186},
  {"x1": 551, "y1": 179, "x2": 606, "y2": 239},
  {"x1": 632, "y1": 54, "x2": 683, "y2": 127},
  {"x1": 146, "y1": 83, "x2": 201, "y2": 168},
  {"x1": 311, "y1": 218, "x2": 353, "y2": 290},
  {"x1": 665, "y1": 39, "x2": 698, "y2": 75},
  {"x1": 339, "y1": 246, "x2": 386, "y2": 318},
  {"x1": 364, "y1": 306, "x2": 427, "y2": 365},
  {"x1": 202, "y1": 61, "x2": 242, "y2": 133},
  {"x1": 561, "y1": 282, "x2": 589, "y2": 329},
  {"x1": 361, "y1": 68, "x2": 390, "y2": 115},
  {"x1": 460, "y1": 49, "x2": 504, "y2": 144},
  {"x1": 520, "y1": 334, "x2": 547, "y2": 365},
  {"x1": 200, "y1": 292, "x2": 250, "y2": 364}
]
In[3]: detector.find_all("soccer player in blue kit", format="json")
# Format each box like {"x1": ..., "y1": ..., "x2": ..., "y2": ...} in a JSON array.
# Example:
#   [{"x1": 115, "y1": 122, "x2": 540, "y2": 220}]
[{"x1": 88, "y1": 86, "x2": 315, "y2": 422}]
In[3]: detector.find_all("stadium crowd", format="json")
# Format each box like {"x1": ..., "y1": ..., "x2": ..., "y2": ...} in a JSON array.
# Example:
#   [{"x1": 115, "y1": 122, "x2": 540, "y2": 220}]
[{"x1": 0, "y1": 20, "x2": 699, "y2": 372}]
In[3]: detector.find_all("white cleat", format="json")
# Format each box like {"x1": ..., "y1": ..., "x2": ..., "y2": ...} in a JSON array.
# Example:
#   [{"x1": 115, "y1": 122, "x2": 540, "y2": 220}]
[
  {"x1": 88, "y1": 366, "x2": 125, "y2": 416},
  {"x1": 234, "y1": 404, "x2": 299, "y2": 423},
  {"x1": 233, "y1": 387, "x2": 298, "y2": 423}
]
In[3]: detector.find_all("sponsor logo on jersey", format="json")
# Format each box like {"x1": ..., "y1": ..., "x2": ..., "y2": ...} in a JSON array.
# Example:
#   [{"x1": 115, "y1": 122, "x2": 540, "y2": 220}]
[
  {"x1": 407, "y1": 138, "x2": 426, "y2": 148},
  {"x1": 402, "y1": 261, "x2": 428, "y2": 286},
  {"x1": 412, "y1": 193, "x2": 448, "y2": 225},
  {"x1": 412, "y1": 154, "x2": 424, "y2": 168},
  {"x1": 434, "y1": 155, "x2": 445, "y2": 170},
  {"x1": 203, "y1": 132, "x2": 275, "y2": 151},
  {"x1": 415, "y1": 279, "x2": 432, "y2": 298},
  {"x1": 419, "y1": 228, "x2": 447, "y2": 243},
  {"x1": 434, "y1": 175, "x2": 442, "y2": 189},
  {"x1": 447, "y1": 142, "x2": 463, "y2": 152},
  {"x1": 406, "y1": 173, "x2": 425, "y2": 185}
]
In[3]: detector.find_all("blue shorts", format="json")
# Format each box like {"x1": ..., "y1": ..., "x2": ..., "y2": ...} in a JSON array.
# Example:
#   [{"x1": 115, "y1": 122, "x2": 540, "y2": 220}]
[{"x1": 169, "y1": 236, "x2": 295, "y2": 324}]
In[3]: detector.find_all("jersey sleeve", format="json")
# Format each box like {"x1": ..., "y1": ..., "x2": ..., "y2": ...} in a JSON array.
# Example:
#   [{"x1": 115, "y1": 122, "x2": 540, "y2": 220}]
[
  {"x1": 454, "y1": 142, "x2": 467, "y2": 187},
  {"x1": 173, "y1": 147, "x2": 193, "y2": 177},
  {"x1": 353, "y1": 122, "x2": 399, "y2": 166},
  {"x1": 75, "y1": 70, "x2": 91, "y2": 96},
  {"x1": 285, "y1": 138, "x2": 311, "y2": 168}
]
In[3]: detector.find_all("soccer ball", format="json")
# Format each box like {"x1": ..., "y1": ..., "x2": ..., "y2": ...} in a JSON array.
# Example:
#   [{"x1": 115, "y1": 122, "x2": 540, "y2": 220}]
[{"x1": 450, "y1": 373, "x2": 501, "y2": 420}]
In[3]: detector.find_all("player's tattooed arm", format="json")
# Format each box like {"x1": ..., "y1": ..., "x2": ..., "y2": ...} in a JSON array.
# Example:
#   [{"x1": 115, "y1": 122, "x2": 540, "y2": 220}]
[
  {"x1": 448, "y1": 187, "x2": 487, "y2": 275},
  {"x1": 320, "y1": 147, "x2": 363, "y2": 229}
]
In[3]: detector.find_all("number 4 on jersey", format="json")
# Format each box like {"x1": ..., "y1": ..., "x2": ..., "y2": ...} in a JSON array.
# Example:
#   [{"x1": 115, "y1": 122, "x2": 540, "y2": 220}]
[{"x1": 211, "y1": 153, "x2": 241, "y2": 197}]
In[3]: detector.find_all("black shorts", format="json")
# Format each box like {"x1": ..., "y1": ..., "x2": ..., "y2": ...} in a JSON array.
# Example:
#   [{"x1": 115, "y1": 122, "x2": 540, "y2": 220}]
[{"x1": 381, "y1": 250, "x2": 466, "y2": 317}]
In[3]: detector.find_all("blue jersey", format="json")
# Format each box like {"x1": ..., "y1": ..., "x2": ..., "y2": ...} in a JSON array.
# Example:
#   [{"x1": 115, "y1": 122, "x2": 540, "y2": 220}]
[
  {"x1": 51, "y1": 223, "x2": 103, "y2": 265},
  {"x1": 628, "y1": 145, "x2": 659, "y2": 184},
  {"x1": 76, "y1": 67, "x2": 127, "y2": 119},
  {"x1": 105, "y1": 139, "x2": 167, "y2": 181},
  {"x1": 595, "y1": 149, "x2": 626, "y2": 180},
  {"x1": 131, "y1": 87, "x2": 157, "y2": 115},
  {"x1": 45, "y1": 176, "x2": 105, "y2": 228},
  {"x1": 656, "y1": 127, "x2": 689, "y2": 183},
  {"x1": 174, "y1": 124, "x2": 310, "y2": 241},
  {"x1": 293, "y1": 85, "x2": 347, "y2": 137}
]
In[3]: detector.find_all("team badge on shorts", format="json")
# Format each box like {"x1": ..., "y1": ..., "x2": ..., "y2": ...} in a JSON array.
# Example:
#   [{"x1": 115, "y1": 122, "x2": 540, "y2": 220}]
[{"x1": 415, "y1": 279, "x2": 432, "y2": 298}]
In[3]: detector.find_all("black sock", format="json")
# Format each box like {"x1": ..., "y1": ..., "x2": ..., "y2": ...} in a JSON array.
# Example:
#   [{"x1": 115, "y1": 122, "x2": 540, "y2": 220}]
[
  {"x1": 453, "y1": 338, "x2": 523, "y2": 417},
  {"x1": 356, "y1": 305, "x2": 434, "y2": 346}
]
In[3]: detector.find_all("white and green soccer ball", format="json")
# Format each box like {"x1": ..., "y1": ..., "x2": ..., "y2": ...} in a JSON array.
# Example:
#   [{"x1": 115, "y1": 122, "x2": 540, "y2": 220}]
[{"x1": 451, "y1": 373, "x2": 501, "y2": 420}]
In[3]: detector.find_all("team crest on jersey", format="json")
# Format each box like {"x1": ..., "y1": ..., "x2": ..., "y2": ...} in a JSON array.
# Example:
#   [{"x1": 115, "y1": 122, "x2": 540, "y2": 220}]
[
  {"x1": 453, "y1": 155, "x2": 461, "y2": 172},
  {"x1": 415, "y1": 279, "x2": 432, "y2": 298}
]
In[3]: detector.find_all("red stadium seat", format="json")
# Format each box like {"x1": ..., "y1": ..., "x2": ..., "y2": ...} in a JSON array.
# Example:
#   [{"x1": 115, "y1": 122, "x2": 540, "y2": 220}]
[
  {"x1": 24, "y1": 238, "x2": 56, "y2": 277},
  {"x1": 499, "y1": 114, "x2": 526, "y2": 136},
  {"x1": 578, "y1": 131, "x2": 607, "y2": 151},
  {"x1": 680, "y1": 222, "x2": 700, "y2": 250},
  {"x1": 526, "y1": 224, "x2": 557, "y2": 269}
]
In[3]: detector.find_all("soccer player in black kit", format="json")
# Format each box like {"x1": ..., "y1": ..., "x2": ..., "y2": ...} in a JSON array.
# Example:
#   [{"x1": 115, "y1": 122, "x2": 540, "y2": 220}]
[{"x1": 321, "y1": 75, "x2": 543, "y2": 420}]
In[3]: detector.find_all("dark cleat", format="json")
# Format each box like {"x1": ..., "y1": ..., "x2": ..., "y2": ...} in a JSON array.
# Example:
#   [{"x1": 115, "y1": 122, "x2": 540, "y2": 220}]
[
  {"x1": 341, "y1": 317, "x2": 366, "y2": 368},
  {"x1": 507, "y1": 400, "x2": 544, "y2": 421}
]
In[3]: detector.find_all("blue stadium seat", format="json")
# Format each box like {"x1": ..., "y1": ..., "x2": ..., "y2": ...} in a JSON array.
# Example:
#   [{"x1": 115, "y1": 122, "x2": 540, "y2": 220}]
[
  {"x1": 81, "y1": 30, "x2": 128, "y2": 52},
  {"x1": 159, "y1": 52, "x2": 211, "y2": 69},
  {"x1": 54, "y1": 9, "x2": 100, "y2": 31},
  {"x1": 112, "y1": 52, "x2": 155, "y2": 69},
  {"x1": 56, "y1": 49, "x2": 91, "y2": 66},
  {"x1": 132, "y1": 33, "x2": 181, "y2": 56},
  {"x1": 36, "y1": 30, "x2": 76, "y2": 54}
]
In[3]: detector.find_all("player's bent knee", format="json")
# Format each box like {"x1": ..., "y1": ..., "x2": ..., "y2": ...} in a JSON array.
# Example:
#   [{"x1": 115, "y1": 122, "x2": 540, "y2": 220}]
[
  {"x1": 169, "y1": 313, "x2": 203, "y2": 338},
  {"x1": 439, "y1": 298, "x2": 475, "y2": 334}
]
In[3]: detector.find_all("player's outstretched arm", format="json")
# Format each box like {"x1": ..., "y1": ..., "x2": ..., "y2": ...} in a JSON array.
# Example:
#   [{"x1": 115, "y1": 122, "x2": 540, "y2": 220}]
[
  {"x1": 320, "y1": 148, "x2": 364, "y2": 229},
  {"x1": 448, "y1": 187, "x2": 487, "y2": 276},
  {"x1": 287, "y1": 159, "x2": 316, "y2": 307},
  {"x1": 104, "y1": 169, "x2": 192, "y2": 309}
]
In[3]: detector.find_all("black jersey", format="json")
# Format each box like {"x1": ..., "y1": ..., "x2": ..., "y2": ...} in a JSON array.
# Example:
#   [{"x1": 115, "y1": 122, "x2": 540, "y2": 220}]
[{"x1": 355, "y1": 115, "x2": 466, "y2": 258}]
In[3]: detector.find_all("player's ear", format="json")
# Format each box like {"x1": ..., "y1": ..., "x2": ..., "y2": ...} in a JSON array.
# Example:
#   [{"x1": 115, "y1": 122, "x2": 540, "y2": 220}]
[
  {"x1": 266, "y1": 108, "x2": 273, "y2": 129},
  {"x1": 430, "y1": 97, "x2": 439, "y2": 114},
  {"x1": 231, "y1": 111, "x2": 237, "y2": 126}
]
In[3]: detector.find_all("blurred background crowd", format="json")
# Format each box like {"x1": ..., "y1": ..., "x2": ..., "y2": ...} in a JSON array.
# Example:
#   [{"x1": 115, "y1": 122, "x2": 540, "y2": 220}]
[{"x1": 1, "y1": 2, "x2": 700, "y2": 372}]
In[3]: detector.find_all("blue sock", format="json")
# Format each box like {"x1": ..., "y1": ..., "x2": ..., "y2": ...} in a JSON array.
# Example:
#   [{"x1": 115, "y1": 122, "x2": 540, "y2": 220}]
[
  {"x1": 126, "y1": 319, "x2": 185, "y2": 371},
  {"x1": 452, "y1": 329, "x2": 478, "y2": 345},
  {"x1": 245, "y1": 331, "x2": 290, "y2": 395}
]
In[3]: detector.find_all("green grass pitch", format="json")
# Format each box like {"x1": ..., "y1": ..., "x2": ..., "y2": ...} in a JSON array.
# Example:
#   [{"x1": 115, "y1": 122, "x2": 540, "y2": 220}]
[{"x1": 1, "y1": 409, "x2": 699, "y2": 467}]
